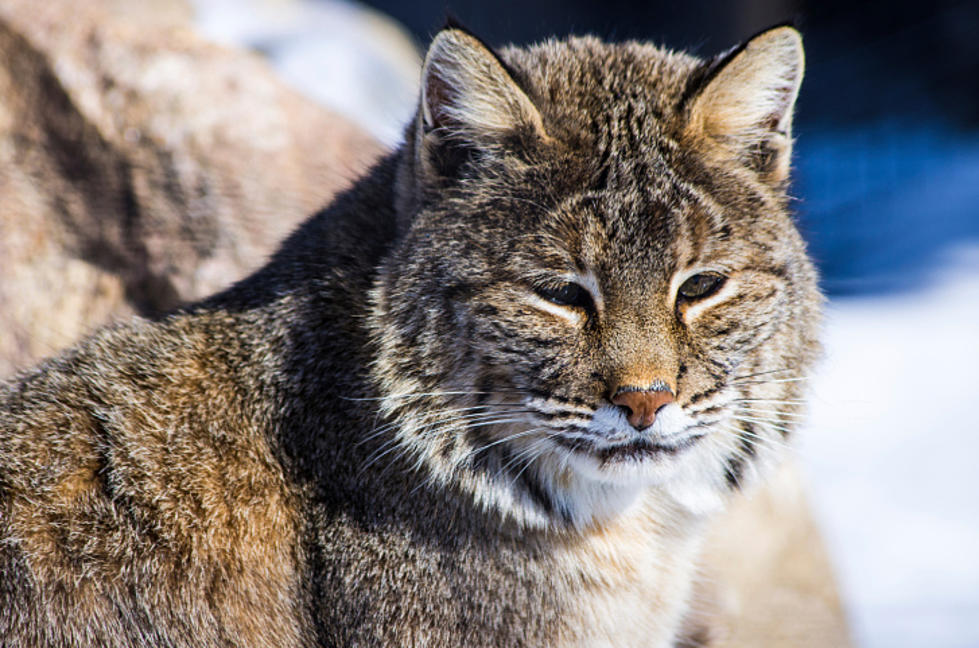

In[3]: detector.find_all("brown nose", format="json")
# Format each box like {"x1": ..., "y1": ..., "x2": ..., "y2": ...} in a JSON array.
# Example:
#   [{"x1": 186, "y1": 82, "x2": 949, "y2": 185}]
[{"x1": 612, "y1": 388, "x2": 675, "y2": 430}]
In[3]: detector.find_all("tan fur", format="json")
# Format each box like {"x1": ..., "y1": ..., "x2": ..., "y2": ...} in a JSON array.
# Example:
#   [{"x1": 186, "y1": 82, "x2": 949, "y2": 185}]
[
  {"x1": 1, "y1": 26, "x2": 821, "y2": 647},
  {"x1": 686, "y1": 27, "x2": 804, "y2": 183},
  {"x1": 422, "y1": 30, "x2": 549, "y2": 140},
  {"x1": 550, "y1": 495, "x2": 707, "y2": 646}
]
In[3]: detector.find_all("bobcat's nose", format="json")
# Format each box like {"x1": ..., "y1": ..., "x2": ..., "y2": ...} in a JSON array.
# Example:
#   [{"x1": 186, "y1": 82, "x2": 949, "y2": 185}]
[{"x1": 612, "y1": 386, "x2": 675, "y2": 430}]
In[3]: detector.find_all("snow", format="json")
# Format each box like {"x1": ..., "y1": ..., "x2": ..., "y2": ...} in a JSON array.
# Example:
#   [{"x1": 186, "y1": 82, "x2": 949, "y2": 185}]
[
  {"x1": 801, "y1": 246, "x2": 979, "y2": 648},
  {"x1": 192, "y1": 0, "x2": 420, "y2": 147}
]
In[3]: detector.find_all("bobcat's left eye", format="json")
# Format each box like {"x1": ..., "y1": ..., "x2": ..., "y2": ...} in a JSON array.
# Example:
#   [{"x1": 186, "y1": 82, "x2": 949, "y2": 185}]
[
  {"x1": 535, "y1": 282, "x2": 593, "y2": 311},
  {"x1": 677, "y1": 273, "x2": 725, "y2": 301}
]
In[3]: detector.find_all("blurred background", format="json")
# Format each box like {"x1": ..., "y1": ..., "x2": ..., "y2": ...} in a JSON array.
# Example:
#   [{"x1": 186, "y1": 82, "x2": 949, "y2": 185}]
[
  {"x1": 2, "y1": 0, "x2": 976, "y2": 645},
  {"x1": 193, "y1": 1, "x2": 979, "y2": 645}
]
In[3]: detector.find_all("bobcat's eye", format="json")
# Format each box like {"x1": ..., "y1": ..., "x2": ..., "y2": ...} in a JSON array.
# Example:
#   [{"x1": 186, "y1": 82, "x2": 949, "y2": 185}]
[
  {"x1": 535, "y1": 282, "x2": 593, "y2": 310},
  {"x1": 677, "y1": 273, "x2": 725, "y2": 301}
]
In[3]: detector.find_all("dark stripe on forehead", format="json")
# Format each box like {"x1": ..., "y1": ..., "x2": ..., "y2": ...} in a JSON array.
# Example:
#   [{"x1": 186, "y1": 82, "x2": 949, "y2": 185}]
[
  {"x1": 663, "y1": 141, "x2": 779, "y2": 226},
  {"x1": 683, "y1": 204, "x2": 719, "y2": 264}
]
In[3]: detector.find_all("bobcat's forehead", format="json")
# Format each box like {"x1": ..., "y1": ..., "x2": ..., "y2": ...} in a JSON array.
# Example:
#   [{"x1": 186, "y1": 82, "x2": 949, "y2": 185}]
[
  {"x1": 500, "y1": 36, "x2": 699, "y2": 143},
  {"x1": 414, "y1": 38, "x2": 794, "y2": 281},
  {"x1": 445, "y1": 166, "x2": 777, "y2": 310}
]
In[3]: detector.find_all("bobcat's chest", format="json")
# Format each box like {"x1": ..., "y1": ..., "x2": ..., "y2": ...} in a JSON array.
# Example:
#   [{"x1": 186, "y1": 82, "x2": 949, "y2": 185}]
[{"x1": 549, "y1": 493, "x2": 706, "y2": 648}]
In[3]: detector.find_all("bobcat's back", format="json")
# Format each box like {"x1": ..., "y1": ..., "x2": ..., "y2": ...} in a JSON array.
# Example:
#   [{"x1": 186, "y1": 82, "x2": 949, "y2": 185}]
[{"x1": 0, "y1": 315, "x2": 307, "y2": 646}]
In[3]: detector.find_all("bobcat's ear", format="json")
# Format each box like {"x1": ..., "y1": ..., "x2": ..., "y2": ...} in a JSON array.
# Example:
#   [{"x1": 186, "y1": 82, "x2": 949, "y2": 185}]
[
  {"x1": 685, "y1": 26, "x2": 804, "y2": 184},
  {"x1": 416, "y1": 27, "x2": 547, "y2": 179}
]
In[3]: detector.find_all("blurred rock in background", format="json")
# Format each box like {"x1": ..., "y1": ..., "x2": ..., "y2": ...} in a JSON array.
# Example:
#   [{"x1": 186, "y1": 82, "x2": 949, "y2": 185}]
[{"x1": 0, "y1": 0, "x2": 382, "y2": 377}]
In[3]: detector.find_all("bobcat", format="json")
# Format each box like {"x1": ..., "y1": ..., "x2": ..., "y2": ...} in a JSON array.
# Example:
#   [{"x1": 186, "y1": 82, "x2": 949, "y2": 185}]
[{"x1": 0, "y1": 24, "x2": 820, "y2": 647}]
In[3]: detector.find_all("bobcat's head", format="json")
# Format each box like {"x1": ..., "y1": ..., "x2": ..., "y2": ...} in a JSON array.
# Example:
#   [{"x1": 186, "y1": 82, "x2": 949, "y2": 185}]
[{"x1": 370, "y1": 26, "x2": 821, "y2": 528}]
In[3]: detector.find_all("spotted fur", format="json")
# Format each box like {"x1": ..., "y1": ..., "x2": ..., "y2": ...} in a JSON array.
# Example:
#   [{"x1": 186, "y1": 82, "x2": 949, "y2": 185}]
[{"x1": 1, "y1": 26, "x2": 821, "y2": 647}]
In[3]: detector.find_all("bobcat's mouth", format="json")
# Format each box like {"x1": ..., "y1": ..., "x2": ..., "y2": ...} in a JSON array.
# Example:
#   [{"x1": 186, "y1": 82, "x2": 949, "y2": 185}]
[
  {"x1": 551, "y1": 401, "x2": 707, "y2": 463},
  {"x1": 516, "y1": 401, "x2": 709, "y2": 476},
  {"x1": 551, "y1": 429, "x2": 706, "y2": 464}
]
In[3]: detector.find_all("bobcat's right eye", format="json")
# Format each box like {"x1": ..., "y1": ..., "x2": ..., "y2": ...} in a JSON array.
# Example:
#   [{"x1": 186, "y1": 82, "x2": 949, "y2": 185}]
[
  {"x1": 535, "y1": 282, "x2": 593, "y2": 311},
  {"x1": 677, "y1": 273, "x2": 726, "y2": 302}
]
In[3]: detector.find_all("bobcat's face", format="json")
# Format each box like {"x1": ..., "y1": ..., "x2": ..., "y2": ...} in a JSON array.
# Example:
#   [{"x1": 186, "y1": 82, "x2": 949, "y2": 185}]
[
  {"x1": 372, "y1": 29, "x2": 820, "y2": 527},
  {"x1": 468, "y1": 192, "x2": 795, "y2": 489}
]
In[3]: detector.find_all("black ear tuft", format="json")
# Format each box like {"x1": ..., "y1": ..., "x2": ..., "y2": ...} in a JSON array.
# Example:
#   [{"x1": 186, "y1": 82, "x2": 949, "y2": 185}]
[{"x1": 441, "y1": 13, "x2": 469, "y2": 35}]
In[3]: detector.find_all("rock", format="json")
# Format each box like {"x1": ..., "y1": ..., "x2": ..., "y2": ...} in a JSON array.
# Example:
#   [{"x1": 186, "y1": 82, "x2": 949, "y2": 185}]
[{"x1": 0, "y1": 0, "x2": 382, "y2": 377}]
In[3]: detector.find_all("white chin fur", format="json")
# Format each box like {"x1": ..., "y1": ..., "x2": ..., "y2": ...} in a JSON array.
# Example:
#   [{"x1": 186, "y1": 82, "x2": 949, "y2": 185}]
[
  {"x1": 562, "y1": 402, "x2": 704, "y2": 486},
  {"x1": 525, "y1": 403, "x2": 727, "y2": 524},
  {"x1": 557, "y1": 442, "x2": 688, "y2": 487},
  {"x1": 529, "y1": 441, "x2": 724, "y2": 527}
]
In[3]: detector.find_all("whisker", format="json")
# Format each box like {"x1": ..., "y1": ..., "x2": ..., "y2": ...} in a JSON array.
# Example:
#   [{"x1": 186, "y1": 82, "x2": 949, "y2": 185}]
[
  {"x1": 460, "y1": 426, "x2": 548, "y2": 464},
  {"x1": 729, "y1": 423, "x2": 792, "y2": 446},
  {"x1": 730, "y1": 415, "x2": 794, "y2": 435},
  {"x1": 499, "y1": 436, "x2": 548, "y2": 477},
  {"x1": 406, "y1": 428, "x2": 555, "y2": 499},
  {"x1": 730, "y1": 368, "x2": 796, "y2": 381},
  {"x1": 409, "y1": 415, "x2": 532, "y2": 443},
  {"x1": 358, "y1": 413, "x2": 525, "y2": 476},
  {"x1": 359, "y1": 407, "x2": 533, "y2": 447},
  {"x1": 356, "y1": 414, "x2": 452, "y2": 448},
  {"x1": 730, "y1": 377, "x2": 809, "y2": 385},
  {"x1": 716, "y1": 423, "x2": 792, "y2": 452},
  {"x1": 357, "y1": 437, "x2": 408, "y2": 477},
  {"x1": 404, "y1": 406, "x2": 532, "y2": 430},
  {"x1": 364, "y1": 411, "x2": 539, "y2": 476},
  {"x1": 507, "y1": 438, "x2": 552, "y2": 491},
  {"x1": 733, "y1": 407, "x2": 808, "y2": 419},
  {"x1": 341, "y1": 389, "x2": 523, "y2": 402},
  {"x1": 524, "y1": 398, "x2": 597, "y2": 416}
]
